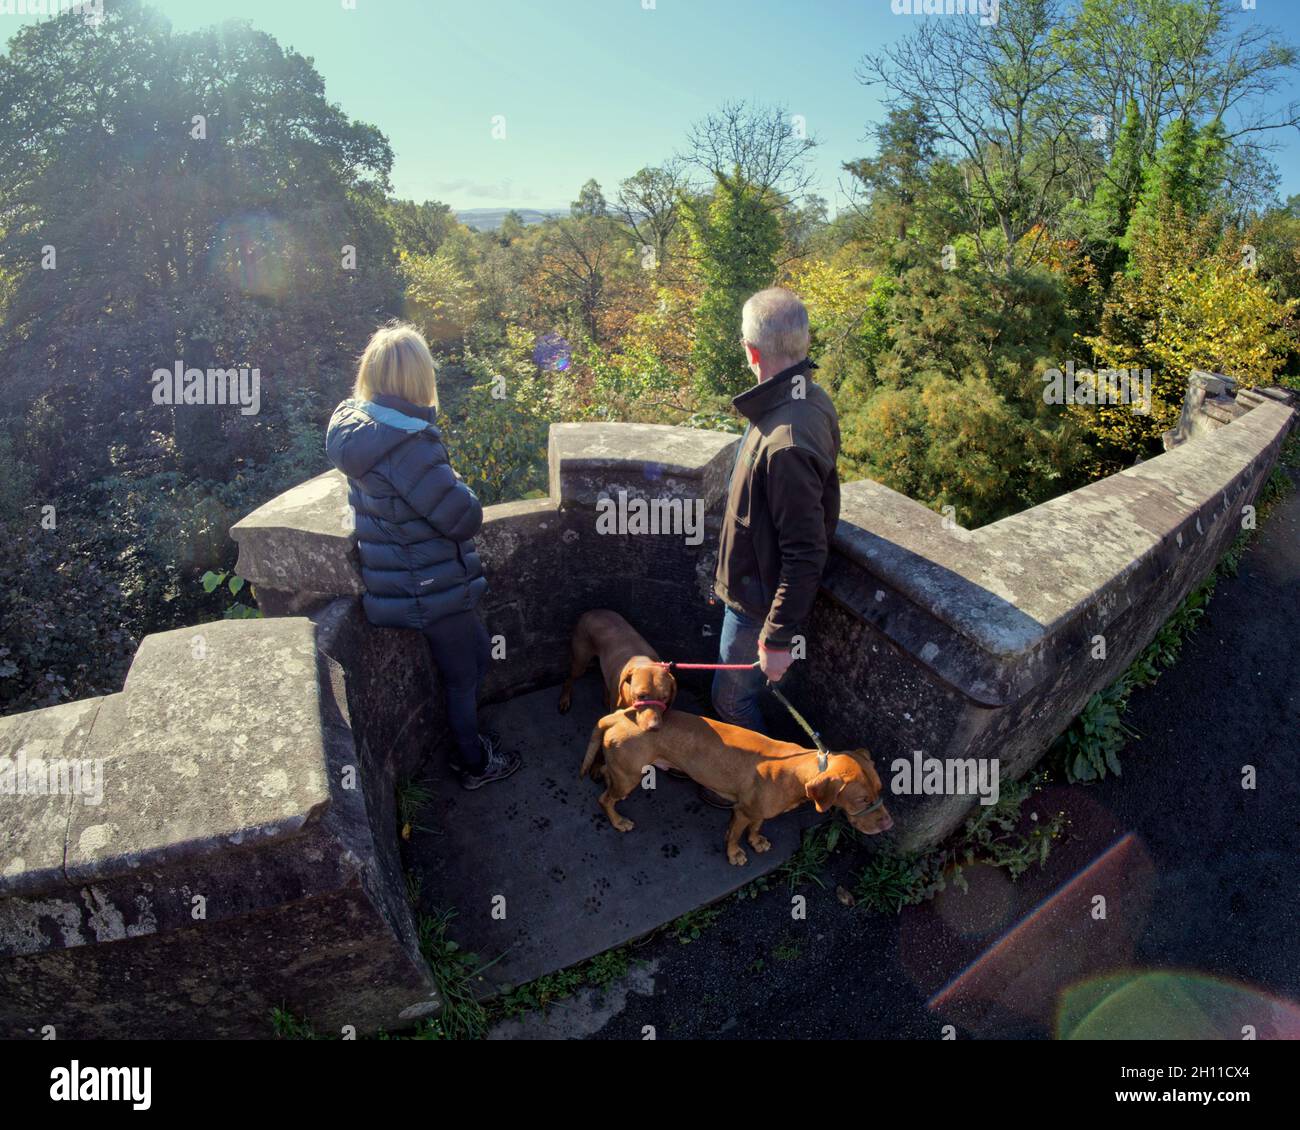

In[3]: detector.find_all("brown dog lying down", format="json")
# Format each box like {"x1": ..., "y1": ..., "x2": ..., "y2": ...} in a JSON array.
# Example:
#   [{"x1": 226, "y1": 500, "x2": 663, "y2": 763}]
[
  {"x1": 581, "y1": 708, "x2": 893, "y2": 865},
  {"x1": 557, "y1": 609, "x2": 677, "y2": 733}
]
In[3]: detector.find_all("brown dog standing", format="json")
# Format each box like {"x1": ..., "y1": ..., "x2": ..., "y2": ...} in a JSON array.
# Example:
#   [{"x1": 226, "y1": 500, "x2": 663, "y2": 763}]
[
  {"x1": 557, "y1": 610, "x2": 677, "y2": 732},
  {"x1": 581, "y1": 708, "x2": 892, "y2": 864}
]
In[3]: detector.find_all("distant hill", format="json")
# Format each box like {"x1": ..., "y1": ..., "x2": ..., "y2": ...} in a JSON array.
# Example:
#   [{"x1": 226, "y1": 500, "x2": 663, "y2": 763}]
[{"x1": 455, "y1": 208, "x2": 566, "y2": 231}]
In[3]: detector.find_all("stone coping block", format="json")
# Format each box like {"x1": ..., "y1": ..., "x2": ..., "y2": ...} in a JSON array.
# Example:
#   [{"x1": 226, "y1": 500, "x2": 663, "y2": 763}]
[
  {"x1": 232, "y1": 422, "x2": 742, "y2": 601},
  {"x1": 231, "y1": 469, "x2": 365, "y2": 596},
  {"x1": 1190, "y1": 369, "x2": 1237, "y2": 397},
  {"x1": 547, "y1": 420, "x2": 739, "y2": 506},
  {"x1": 1, "y1": 617, "x2": 337, "y2": 910},
  {"x1": 0, "y1": 697, "x2": 103, "y2": 898},
  {"x1": 61, "y1": 619, "x2": 333, "y2": 886},
  {"x1": 0, "y1": 615, "x2": 438, "y2": 1035}
]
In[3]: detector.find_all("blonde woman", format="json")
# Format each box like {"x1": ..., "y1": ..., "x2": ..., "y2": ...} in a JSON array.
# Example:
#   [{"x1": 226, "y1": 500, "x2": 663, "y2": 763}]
[{"x1": 326, "y1": 322, "x2": 520, "y2": 789}]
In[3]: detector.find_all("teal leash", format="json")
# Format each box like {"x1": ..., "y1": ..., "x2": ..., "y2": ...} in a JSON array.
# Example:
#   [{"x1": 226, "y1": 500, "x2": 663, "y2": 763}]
[{"x1": 750, "y1": 661, "x2": 830, "y2": 772}]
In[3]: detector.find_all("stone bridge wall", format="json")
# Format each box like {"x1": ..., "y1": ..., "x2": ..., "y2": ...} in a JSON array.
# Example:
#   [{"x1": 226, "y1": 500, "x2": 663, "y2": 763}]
[{"x1": 1, "y1": 393, "x2": 1293, "y2": 1037}]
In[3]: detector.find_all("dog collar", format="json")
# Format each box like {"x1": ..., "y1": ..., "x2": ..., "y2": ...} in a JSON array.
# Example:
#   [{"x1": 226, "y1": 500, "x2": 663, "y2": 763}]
[
  {"x1": 632, "y1": 700, "x2": 668, "y2": 711},
  {"x1": 847, "y1": 796, "x2": 885, "y2": 817}
]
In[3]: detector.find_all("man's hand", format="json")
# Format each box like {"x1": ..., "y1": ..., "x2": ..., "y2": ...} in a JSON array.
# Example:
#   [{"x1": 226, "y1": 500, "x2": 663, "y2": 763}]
[{"x1": 758, "y1": 642, "x2": 794, "y2": 683}]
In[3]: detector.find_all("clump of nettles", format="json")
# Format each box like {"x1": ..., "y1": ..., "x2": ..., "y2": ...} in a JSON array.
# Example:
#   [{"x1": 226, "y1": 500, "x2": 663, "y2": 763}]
[{"x1": 853, "y1": 774, "x2": 1066, "y2": 914}]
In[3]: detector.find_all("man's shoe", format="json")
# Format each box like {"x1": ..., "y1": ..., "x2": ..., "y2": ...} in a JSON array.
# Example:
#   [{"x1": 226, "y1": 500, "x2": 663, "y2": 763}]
[{"x1": 460, "y1": 735, "x2": 522, "y2": 791}]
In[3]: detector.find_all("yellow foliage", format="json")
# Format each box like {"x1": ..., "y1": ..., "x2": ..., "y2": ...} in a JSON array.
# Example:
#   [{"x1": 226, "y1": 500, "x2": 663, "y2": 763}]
[
  {"x1": 401, "y1": 249, "x2": 476, "y2": 346},
  {"x1": 788, "y1": 256, "x2": 877, "y2": 334},
  {"x1": 1078, "y1": 209, "x2": 1298, "y2": 465},
  {"x1": 840, "y1": 374, "x2": 1053, "y2": 527}
]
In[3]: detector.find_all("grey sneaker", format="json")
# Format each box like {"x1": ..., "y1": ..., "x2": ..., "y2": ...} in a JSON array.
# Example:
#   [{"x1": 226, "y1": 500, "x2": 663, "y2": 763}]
[
  {"x1": 460, "y1": 735, "x2": 522, "y2": 791},
  {"x1": 448, "y1": 728, "x2": 502, "y2": 774}
]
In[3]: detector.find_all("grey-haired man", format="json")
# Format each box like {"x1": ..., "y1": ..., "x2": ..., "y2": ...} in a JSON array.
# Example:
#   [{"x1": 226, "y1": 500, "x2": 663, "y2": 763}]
[{"x1": 711, "y1": 287, "x2": 841, "y2": 733}]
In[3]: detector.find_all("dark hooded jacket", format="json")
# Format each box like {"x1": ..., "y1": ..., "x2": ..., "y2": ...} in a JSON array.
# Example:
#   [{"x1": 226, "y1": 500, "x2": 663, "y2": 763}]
[{"x1": 325, "y1": 394, "x2": 487, "y2": 630}]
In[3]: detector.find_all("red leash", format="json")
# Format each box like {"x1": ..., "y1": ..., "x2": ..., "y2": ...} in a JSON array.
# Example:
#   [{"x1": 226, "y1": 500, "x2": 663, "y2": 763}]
[
  {"x1": 655, "y1": 660, "x2": 760, "y2": 670},
  {"x1": 631, "y1": 660, "x2": 757, "y2": 711},
  {"x1": 651, "y1": 658, "x2": 832, "y2": 769}
]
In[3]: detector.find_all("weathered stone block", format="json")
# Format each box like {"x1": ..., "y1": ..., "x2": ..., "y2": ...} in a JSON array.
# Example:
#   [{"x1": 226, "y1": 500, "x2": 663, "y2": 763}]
[
  {"x1": 814, "y1": 398, "x2": 1294, "y2": 847},
  {"x1": 0, "y1": 618, "x2": 437, "y2": 1037},
  {"x1": 0, "y1": 697, "x2": 101, "y2": 899},
  {"x1": 231, "y1": 469, "x2": 365, "y2": 595}
]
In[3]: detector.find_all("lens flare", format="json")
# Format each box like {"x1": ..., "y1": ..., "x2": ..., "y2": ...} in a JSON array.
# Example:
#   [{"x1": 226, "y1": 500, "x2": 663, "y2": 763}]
[
  {"x1": 211, "y1": 213, "x2": 293, "y2": 299},
  {"x1": 534, "y1": 332, "x2": 571, "y2": 372},
  {"x1": 1058, "y1": 970, "x2": 1300, "y2": 1040},
  {"x1": 932, "y1": 860, "x2": 1016, "y2": 938},
  {"x1": 927, "y1": 833, "x2": 1156, "y2": 1034}
]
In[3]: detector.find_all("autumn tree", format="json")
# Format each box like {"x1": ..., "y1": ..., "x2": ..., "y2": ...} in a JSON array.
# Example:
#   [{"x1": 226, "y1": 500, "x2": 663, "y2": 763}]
[
  {"x1": 571, "y1": 179, "x2": 609, "y2": 218},
  {"x1": 615, "y1": 162, "x2": 689, "y2": 275},
  {"x1": 0, "y1": 0, "x2": 401, "y2": 484}
]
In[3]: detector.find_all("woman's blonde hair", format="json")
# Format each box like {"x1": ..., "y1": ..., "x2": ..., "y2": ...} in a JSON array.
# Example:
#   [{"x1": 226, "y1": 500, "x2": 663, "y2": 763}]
[{"x1": 354, "y1": 321, "x2": 439, "y2": 408}]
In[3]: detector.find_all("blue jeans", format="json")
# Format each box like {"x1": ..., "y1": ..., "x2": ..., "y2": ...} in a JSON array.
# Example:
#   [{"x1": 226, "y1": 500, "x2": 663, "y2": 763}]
[
  {"x1": 711, "y1": 605, "x2": 768, "y2": 733},
  {"x1": 423, "y1": 610, "x2": 492, "y2": 772}
]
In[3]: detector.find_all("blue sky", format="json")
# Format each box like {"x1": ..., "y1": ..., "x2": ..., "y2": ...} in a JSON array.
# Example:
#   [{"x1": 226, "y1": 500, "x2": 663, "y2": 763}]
[{"x1": 9, "y1": 0, "x2": 1300, "y2": 211}]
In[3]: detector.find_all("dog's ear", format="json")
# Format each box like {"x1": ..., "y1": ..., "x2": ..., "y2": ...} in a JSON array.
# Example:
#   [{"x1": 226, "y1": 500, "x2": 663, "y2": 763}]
[
  {"x1": 848, "y1": 748, "x2": 882, "y2": 786},
  {"x1": 805, "y1": 772, "x2": 845, "y2": 814},
  {"x1": 617, "y1": 665, "x2": 636, "y2": 708},
  {"x1": 664, "y1": 669, "x2": 678, "y2": 710}
]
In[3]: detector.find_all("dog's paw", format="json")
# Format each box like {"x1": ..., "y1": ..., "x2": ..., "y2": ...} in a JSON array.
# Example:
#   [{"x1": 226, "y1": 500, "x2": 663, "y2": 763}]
[
  {"x1": 613, "y1": 816, "x2": 635, "y2": 833},
  {"x1": 728, "y1": 847, "x2": 748, "y2": 866},
  {"x1": 749, "y1": 833, "x2": 771, "y2": 853},
  {"x1": 557, "y1": 696, "x2": 571, "y2": 714}
]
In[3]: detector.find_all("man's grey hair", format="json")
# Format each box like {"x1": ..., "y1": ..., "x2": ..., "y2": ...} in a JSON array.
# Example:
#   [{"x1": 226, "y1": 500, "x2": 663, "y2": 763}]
[{"x1": 741, "y1": 287, "x2": 810, "y2": 364}]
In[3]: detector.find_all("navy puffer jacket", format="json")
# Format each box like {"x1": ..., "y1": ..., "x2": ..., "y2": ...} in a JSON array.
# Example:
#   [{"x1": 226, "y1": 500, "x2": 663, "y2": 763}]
[{"x1": 326, "y1": 394, "x2": 488, "y2": 630}]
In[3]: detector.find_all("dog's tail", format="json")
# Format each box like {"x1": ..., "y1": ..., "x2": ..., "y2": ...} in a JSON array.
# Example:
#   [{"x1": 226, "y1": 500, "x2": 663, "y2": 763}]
[{"x1": 580, "y1": 720, "x2": 607, "y2": 780}]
